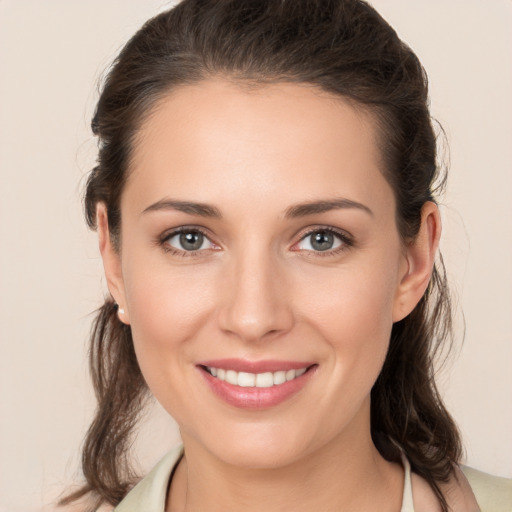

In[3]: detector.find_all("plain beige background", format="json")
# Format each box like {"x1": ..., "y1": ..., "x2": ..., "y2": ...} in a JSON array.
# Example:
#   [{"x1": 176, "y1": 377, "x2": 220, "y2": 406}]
[{"x1": 0, "y1": 1, "x2": 511, "y2": 510}]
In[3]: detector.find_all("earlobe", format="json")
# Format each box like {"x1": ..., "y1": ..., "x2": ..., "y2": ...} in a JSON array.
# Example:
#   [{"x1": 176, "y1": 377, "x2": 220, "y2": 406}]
[
  {"x1": 96, "y1": 203, "x2": 130, "y2": 325},
  {"x1": 392, "y1": 202, "x2": 441, "y2": 323}
]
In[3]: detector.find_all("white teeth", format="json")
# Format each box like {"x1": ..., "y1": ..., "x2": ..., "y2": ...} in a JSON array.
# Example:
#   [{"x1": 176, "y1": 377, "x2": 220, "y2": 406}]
[
  {"x1": 273, "y1": 370, "x2": 286, "y2": 385},
  {"x1": 206, "y1": 366, "x2": 309, "y2": 387},
  {"x1": 285, "y1": 369, "x2": 296, "y2": 381},
  {"x1": 255, "y1": 372, "x2": 274, "y2": 388},
  {"x1": 237, "y1": 371, "x2": 255, "y2": 387},
  {"x1": 225, "y1": 370, "x2": 238, "y2": 385}
]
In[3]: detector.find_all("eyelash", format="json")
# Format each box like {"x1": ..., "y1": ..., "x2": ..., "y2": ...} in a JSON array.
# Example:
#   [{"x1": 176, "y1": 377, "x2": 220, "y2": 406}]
[
  {"x1": 157, "y1": 226, "x2": 354, "y2": 259},
  {"x1": 158, "y1": 226, "x2": 215, "y2": 259},
  {"x1": 293, "y1": 226, "x2": 354, "y2": 258}
]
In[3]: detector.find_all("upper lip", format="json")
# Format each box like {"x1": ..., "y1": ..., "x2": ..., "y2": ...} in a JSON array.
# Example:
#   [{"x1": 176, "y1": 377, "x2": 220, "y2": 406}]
[{"x1": 197, "y1": 358, "x2": 316, "y2": 373}]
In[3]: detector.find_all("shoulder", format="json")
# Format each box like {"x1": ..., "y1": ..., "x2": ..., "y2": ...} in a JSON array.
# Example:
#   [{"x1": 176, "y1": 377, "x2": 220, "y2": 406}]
[
  {"x1": 461, "y1": 465, "x2": 512, "y2": 512},
  {"x1": 411, "y1": 465, "x2": 512, "y2": 512},
  {"x1": 114, "y1": 445, "x2": 184, "y2": 512}
]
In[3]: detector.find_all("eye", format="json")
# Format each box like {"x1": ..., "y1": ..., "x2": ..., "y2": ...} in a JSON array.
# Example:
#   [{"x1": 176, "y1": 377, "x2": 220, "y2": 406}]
[
  {"x1": 163, "y1": 229, "x2": 215, "y2": 252},
  {"x1": 295, "y1": 228, "x2": 350, "y2": 253}
]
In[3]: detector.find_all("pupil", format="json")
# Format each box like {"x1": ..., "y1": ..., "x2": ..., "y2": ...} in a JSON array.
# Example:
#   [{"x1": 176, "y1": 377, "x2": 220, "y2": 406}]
[
  {"x1": 180, "y1": 231, "x2": 203, "y2": 250},
  {"x1": 311, "y1": 231, "x2": 333, "y2": 251}
]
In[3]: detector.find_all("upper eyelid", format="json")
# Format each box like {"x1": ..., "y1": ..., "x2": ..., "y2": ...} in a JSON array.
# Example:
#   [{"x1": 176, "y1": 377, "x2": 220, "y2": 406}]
[
  {"x1": 295, "y1": 225, "x2": 353, "y2": 243},
  {"x1": 158, "y1": 226, "x2": 217, "y2": 251},
  {"x1": 293, "y1": 229, "x2": 351, "y2": 253},
  {"x1": 160, "y1": 224, "x2": 352, "y2": 238},
  {"x1": 160, "y1": 225, "x2": 212, "y2": 241},
  {"x1": 160, "y1": 225, "x2": 351, "y2": 241}
]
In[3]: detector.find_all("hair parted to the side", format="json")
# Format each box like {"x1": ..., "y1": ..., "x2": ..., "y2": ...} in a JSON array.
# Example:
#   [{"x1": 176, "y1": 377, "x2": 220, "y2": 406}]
[{"x1": 59, "y1": 0, "x2": 462, "y2": 510}]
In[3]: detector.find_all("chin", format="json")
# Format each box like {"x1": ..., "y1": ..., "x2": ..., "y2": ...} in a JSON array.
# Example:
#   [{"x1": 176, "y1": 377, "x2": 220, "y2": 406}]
[
  {"x1": 214, "y1": 439, "x2": 310, "y2": 470},
  {"x1": 187, "y1": 418, "x2": 331, "y2": 471}
]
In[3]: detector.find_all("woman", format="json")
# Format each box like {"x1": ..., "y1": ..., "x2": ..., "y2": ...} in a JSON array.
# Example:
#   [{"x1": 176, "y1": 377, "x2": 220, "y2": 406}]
[{"x1": 59, "y1": 0, "x2": 511, "y2": 510}]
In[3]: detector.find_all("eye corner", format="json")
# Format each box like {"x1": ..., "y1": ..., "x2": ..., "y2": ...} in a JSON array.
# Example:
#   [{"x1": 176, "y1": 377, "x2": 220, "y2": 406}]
[
  {"x1": 292, "y1": 226, "x2": 355, "y2": 256},
  {"x1": 157, "y1": 226, "x2": 221, "y2": 257}
]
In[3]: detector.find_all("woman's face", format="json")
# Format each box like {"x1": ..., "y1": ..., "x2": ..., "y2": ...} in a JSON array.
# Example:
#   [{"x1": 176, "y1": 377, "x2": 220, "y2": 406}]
[{"x1": 105, "y1": 79, "x2": 417, "y2": 468}]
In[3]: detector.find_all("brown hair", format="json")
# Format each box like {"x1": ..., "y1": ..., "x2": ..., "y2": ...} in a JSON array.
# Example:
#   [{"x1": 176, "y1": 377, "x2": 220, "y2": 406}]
[{"x1": 60, "y1": 0, "x2": 461, "y2": 510}]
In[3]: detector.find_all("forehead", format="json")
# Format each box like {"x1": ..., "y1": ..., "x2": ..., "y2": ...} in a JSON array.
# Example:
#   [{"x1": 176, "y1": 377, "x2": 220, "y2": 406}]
[{"x1": 125, "y1": 79, "x2": 392, "y2": 215}]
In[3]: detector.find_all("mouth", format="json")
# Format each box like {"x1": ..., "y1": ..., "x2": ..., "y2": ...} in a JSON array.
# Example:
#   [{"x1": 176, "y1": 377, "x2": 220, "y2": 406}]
[
  {"x1": 197, "y1": 360, "x2": 318, "y2": 409},
  {"x1": 201, "y1": 365, "x2": 309, "y2": 388}
]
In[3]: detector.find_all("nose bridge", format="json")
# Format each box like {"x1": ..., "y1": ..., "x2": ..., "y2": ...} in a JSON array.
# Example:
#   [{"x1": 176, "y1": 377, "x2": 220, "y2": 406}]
[{"x1": 218, "y1": 238, "x2": 293, "y2": 342}]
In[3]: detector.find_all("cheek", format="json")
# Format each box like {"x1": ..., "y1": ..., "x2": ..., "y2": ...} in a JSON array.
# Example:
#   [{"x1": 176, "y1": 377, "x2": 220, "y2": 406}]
[
  {"x1": 297, "y1": 255, "x2": 398, "y2": 341},
  {"x1": 296, "y1": 257, "x2": 399, "y2": 396},
  {"x1": 122, "y1": 259, "x2": 217, "y2": 393}
]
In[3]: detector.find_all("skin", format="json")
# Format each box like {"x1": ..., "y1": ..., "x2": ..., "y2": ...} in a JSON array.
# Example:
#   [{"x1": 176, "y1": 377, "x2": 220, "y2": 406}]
[{"x1": 97, "y1": 80, "x2": 478, "y2": 511}]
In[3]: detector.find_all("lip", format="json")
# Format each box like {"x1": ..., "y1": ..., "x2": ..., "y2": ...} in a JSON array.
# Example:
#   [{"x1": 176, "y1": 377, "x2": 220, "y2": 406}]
[
  {"x1": 197, "y1": 359, "x2": 318, "y2": 410},
  {"x1": 198, "y1": 358, "x2": 315, "y2": 373}
]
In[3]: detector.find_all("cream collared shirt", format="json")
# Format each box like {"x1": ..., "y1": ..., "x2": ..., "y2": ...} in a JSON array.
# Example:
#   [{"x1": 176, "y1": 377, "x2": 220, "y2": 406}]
[{"x1": 114, "y1": 445, "x2": 512, "y2": 512}]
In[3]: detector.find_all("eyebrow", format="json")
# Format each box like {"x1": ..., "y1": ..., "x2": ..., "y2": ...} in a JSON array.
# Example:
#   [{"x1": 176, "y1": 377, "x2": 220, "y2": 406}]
[
  {"x1": 284, "y1": 198, "x2": 374, "y2": 218},
  {"x1": 141, "y1": 197, "x2": 373, "y2": 218},
  {"x1": 142, "y1": 199, "x2": 223, "y2": 218}
]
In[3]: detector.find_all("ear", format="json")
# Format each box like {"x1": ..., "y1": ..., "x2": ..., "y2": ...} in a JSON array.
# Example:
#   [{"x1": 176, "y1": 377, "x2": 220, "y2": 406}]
[
  {"x1": 392, "y1": 201, "x2": 441, "y2": 323},
  {"x1": 97, "y1": 203, "x2": 130, "y2": 325}
]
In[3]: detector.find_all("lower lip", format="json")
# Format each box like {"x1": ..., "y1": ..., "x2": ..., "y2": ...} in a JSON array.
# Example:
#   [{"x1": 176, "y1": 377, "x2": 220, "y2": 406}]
[{"x1": 198, "y1": 366, "x2": 317, "y2": 410}]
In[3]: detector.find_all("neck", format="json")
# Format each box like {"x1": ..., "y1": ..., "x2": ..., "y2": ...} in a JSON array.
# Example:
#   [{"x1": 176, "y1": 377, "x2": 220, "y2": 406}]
[{"x1": 167, "y1": 406, "x2": 403, "y2": 512}]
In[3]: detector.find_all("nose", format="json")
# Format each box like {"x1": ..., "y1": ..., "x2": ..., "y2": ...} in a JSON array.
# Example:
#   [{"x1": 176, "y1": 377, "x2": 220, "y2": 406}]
[{"x1": 217, "y1": 245, "x2": 294, "y2": 343}]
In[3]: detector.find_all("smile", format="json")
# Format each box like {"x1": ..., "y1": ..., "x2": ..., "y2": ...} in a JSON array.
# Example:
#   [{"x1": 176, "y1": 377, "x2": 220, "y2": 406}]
[
  {"x1": 198, "y1": 360, "x2": 317, "y2": 409},
  {"x1": 204, "y1": 366, "x2": 308, "y2": 388}
]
